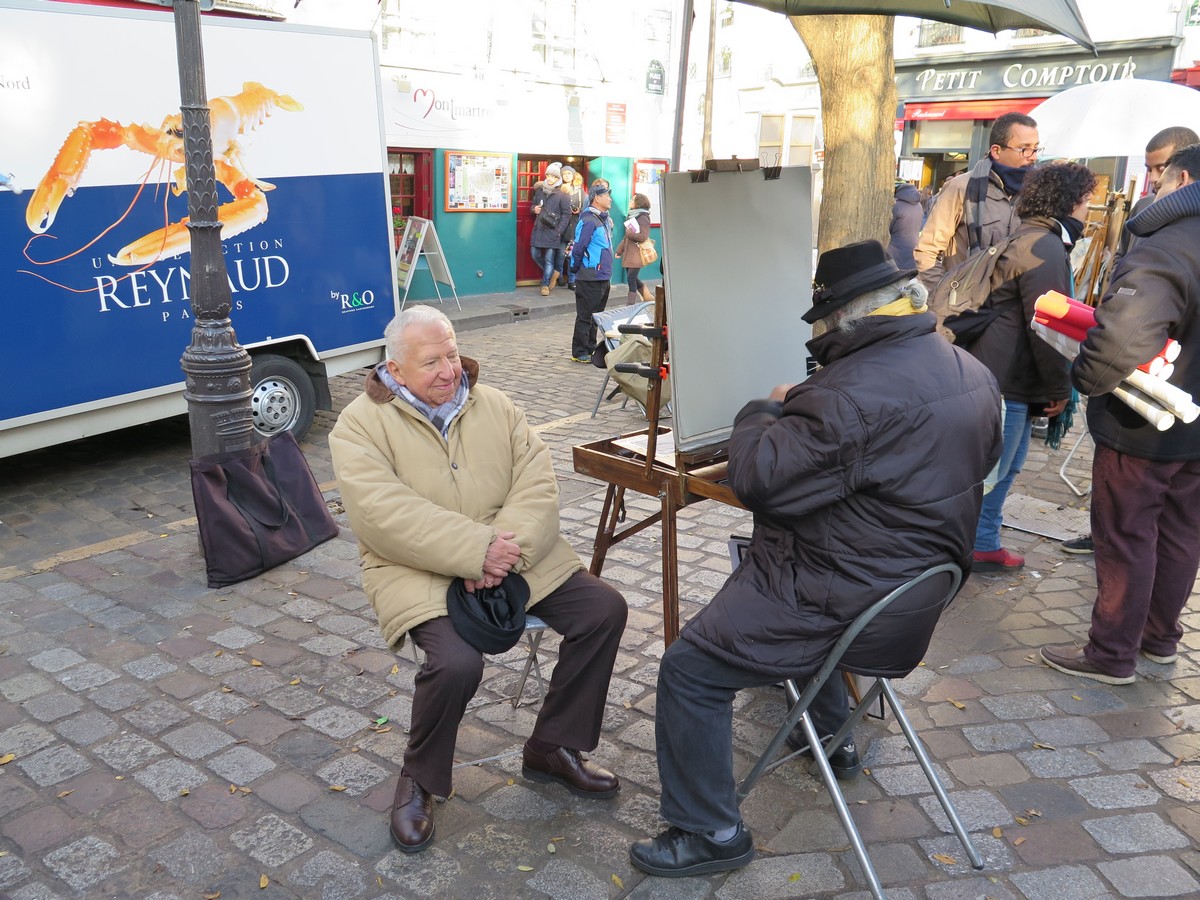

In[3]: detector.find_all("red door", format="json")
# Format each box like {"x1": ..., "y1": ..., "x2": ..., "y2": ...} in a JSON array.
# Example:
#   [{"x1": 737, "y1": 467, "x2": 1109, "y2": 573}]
[{"x1": 516, "y1": 157, "x2": 553, "y2": 284}]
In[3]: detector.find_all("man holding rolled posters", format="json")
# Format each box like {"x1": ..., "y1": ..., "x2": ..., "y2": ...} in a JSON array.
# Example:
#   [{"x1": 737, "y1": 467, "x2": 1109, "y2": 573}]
[{"x1": 1041, "y1": 143, "x2": 1200, "y2": 685}]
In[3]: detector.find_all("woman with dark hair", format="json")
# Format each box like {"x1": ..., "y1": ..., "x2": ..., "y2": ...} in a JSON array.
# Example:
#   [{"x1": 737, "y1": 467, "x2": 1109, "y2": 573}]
[
  {"x1": 967, "y1": 161, "x2": 1097, "y2": 573},
  {"x1": 615, "y1": 192, "x2": 654, "y2": 304}
]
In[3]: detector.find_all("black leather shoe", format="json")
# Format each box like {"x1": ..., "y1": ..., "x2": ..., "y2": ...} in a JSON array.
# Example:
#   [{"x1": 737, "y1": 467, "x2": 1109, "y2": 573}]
[
  {"x1": 390, "y1": 770, "x2": 434, "y2": 852},
  {"x1": 522, "y1": 742, "x2": 619, "y2": 798},
  {"x1": 630, "y1": 823, "x2": 755, "y2": 877},
  {"x1": 785, "y1": 728, "x2": 862, "y2": 781}
]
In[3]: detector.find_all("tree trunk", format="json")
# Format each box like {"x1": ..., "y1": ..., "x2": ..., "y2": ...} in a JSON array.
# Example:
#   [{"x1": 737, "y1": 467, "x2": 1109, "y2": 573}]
[{"x1": 790, "y1": 15, "x2": 897, "y2": 254}]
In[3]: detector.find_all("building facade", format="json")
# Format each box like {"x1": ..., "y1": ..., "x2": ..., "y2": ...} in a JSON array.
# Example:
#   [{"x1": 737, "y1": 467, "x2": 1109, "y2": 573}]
[{"x1": 372, "y1": 0, "x2": 684, "y2": 300}]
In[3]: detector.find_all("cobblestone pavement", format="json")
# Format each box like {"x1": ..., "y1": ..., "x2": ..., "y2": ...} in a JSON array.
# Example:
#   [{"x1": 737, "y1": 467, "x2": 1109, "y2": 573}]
[{"x1": 2, "y1": 297, "x2": 1199, "y2": 899}]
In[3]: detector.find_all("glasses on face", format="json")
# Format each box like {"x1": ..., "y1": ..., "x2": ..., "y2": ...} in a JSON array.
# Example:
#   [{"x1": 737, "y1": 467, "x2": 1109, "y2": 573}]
[{"x1": 1002, "y1": 144, "x2": 1043, "y2": 159}]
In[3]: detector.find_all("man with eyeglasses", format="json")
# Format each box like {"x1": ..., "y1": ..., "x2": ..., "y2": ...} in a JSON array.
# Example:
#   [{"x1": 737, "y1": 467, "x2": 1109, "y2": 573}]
[{"x1": 915, "y1": 111, "x2": 1040, "y2": 290}]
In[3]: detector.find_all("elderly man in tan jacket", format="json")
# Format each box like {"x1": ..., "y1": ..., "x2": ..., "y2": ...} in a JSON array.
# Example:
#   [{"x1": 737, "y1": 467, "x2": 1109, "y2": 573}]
[{"x1": 329, "y1": 305, "x2": 627, "y2": 853}]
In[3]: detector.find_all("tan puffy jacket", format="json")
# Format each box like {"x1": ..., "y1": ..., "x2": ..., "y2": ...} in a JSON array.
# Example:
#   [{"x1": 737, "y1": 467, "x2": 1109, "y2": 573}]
[{"x1": 328, "y1": 362, "x2": 582, "y2": 647}]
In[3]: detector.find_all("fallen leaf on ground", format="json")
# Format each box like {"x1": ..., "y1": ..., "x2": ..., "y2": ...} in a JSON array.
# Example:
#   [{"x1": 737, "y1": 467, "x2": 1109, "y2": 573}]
[
  {"x1": 611, "y1": 874, "x2": 625, "y2": 889},
  {"x1": 932, "y1": 853, "x2": 958, "y2": 865},
  {"x1": 0, "y1": 754, "x2": 14, "y2": 766},
  {"x1": 948, "y1": 699, "x2": 966, "y2": 710},
  {"x1": 250, "y1": 659, "x2": 263, "y2": 667},
  {"x1": 517, "y1": 865, "x2": 534, "y2": 872},
  {"x1": 289, "y1": 677, "x2": 302, "y2": 685},
  {"x1": 992, "y1": 827, "x2": 1003, "y2": 838},
  {"x1": 1013, "y1": 836, "x2": 1026, "y2": 846},
  {"x1": 547, "y1": 843, "x2": 556, "y2": 854},
  {"x1": 391, "y1": 664, "x2": 399, "y2": 675},
  {"x1": 788, "y1": 873, "x2": 803, "y2": 882},
  {"x1": 214, "y1": 650, "x2": 223, "y2": 657},
  {"x1": 1031, "y1": 742, "x2": 1056, "y2": 751},
  {"x1": 259, "y1": 874, "x2": 269, "y2": 889},
  {"x1": 329, "y1": 785, "x2": 347, "y2": 792}
]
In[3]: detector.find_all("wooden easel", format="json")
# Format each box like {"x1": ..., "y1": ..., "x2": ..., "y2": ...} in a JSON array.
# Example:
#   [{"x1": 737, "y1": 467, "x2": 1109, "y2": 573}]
[
  {"x1": 572, "y1": 285, "x2": 743, "y2": 645},
  {"x1": 1074, "y1": 178, "x2": 1136, "y2": 307}
]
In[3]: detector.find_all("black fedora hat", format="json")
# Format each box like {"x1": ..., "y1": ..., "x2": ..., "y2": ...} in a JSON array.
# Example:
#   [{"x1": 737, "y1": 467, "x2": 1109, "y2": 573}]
[
  {"x1": 803, "y1": 239, "x2": 917, "y2": 324},
  {"x1": 446, "y1": 572, "x2": 530, "y2": 654}
]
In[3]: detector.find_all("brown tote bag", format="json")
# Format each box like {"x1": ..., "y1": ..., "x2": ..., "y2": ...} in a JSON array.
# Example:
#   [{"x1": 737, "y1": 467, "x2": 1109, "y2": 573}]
[{"x1": 190, "y1": 431, "x2": 338, "y2": 588}]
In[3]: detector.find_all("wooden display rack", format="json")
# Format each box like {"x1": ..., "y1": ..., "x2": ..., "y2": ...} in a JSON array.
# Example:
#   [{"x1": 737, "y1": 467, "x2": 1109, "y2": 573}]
[{"x1": 572, "y1": 286, "x2": 743, "y2": 645}]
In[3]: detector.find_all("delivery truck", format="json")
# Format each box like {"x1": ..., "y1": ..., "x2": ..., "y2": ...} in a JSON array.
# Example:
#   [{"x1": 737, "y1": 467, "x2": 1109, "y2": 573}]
[{"x1": 0, "y1": 0, "x2": 397, "y2": 458}]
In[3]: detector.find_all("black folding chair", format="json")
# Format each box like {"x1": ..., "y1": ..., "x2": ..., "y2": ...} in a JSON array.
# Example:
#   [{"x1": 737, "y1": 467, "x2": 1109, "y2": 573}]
[{"x1": 736, "y1": 563, "x2": 983, "y2": 900}]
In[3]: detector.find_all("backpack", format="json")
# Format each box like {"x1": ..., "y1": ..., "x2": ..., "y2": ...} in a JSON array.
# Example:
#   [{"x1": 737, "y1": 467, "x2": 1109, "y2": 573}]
[{"x1": 927, "y1": 236, "x2": 1015, "y2": 345}]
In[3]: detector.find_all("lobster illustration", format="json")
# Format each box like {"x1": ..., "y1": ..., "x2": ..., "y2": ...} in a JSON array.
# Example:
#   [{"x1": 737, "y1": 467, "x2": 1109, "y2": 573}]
[{"x1": 25, "y1": 82, "x2": 302, "y2": 267}]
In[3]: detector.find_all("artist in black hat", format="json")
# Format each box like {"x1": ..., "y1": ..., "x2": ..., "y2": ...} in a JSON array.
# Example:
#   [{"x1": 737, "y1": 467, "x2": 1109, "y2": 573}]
[
  {"x1": 330, "y1": 305, "x2": 628, "y2": 854},
  {"x1": 630, "y1": 239, "x2": 1002, "y2": 878}
]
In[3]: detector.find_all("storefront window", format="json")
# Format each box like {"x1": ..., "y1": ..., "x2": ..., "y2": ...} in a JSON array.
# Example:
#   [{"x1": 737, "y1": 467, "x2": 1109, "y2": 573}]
[
  {"x1": 918, "y1": 21, "x2": 963, "y2": 47},
  {"x1": 1189, "y1": 0, "x2": 1200, "y2": 26},
  {"x1": 912, "y1": 119, "x2": 974, "y2": 152},
  {"x1": 532, "y1": 0, "x2": 580, "y2": 72},
  {"x1": 758, "y1": 114, "x2": 815, "y2": 166}
]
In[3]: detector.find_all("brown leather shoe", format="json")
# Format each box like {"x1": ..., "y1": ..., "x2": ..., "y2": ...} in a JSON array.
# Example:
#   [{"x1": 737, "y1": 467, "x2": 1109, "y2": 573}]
[
  {"x1": 522, "y1": 741, "x2": 619, "y2": 798},
  {"x1": 390, "y1": 770, "x2": 434, "y2": 852},
  {"x1": 1040, "y1": 644, "x2": 1134, "y2": 685}
]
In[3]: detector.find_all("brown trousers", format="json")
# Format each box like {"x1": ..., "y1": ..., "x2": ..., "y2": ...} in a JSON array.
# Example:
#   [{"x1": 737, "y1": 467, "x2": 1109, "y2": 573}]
[{"x1": 404, "y1": 570, "x2": 627, "y2": 796}]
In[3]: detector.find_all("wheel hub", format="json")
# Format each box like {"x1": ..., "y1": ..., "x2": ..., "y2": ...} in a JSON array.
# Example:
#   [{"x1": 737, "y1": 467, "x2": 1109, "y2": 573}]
[{"x1": 251, "y1": 377, "x2": 297, "y2": 433}]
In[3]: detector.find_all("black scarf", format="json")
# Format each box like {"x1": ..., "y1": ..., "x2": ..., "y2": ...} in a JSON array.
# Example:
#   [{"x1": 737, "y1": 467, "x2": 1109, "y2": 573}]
[
  {"x1": 991, "y1": 158, "x2": 1031, "y2": 197},
  {"x1": 1057, "y1": 215, "x2": 1085, "y2": 248}
]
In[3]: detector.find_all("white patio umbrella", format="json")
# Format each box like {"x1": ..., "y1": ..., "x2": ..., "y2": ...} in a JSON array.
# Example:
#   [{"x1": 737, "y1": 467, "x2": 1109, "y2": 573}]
[{"x1": 1031, "y1": 79, "x2": 1200, "y2": 159}]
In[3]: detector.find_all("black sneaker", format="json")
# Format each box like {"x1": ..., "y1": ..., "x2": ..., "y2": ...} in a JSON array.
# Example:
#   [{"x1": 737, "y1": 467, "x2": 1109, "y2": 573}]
[
  {"x1": 629, "y1": 823, "x2": 755, "y2": 877},
  {"x1": 1060, "y1": 535, "x2": 1094, "y2": 555},
  {"x1": 785, "y1": 728, "x2": 862, "y2": 781}
]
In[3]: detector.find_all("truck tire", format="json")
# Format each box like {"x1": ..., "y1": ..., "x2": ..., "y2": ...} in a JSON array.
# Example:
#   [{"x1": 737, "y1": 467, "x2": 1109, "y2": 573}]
[{"x1": 250, "y1": 354, "x2": 316, "y2": 441}]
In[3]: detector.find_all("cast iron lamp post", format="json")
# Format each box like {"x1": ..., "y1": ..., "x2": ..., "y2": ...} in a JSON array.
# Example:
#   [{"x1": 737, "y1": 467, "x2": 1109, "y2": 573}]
[{"x1": 138, "y1": 0, "x2": 256, "y2": 457}]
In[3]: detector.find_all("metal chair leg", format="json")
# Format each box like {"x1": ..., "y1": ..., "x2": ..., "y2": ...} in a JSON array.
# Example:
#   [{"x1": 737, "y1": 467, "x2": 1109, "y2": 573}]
[
  {"x1": 798, "y1": 710, "x2": 886, "y2": 900},
  {"x1": 591, "y1": 373, "x2": 611, "y2": 417},
  {"x1": 881, "y1": 680, "x2": 984, "y2": 870},
  {"x1": 511, "y1": 629, "x2": 547, "y2": 708},
  {"x1": 1059, "y1": 427, "x2": 1092, "y2": 497}
]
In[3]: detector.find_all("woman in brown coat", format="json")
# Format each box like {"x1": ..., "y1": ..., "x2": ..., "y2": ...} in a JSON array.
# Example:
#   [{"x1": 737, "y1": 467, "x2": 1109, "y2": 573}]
[{"x1": 615, "y1": 192, "x2": 654, "y2": 304}]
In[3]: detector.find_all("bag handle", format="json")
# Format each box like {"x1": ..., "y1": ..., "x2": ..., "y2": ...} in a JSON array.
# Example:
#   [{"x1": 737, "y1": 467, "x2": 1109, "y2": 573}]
[{"x1": 224, "y1": 443, "x2": 291, "y2": 529}]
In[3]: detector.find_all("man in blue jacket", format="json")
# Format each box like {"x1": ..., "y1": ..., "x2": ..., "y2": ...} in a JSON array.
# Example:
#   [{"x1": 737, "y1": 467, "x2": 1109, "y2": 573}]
[
  {"x1": 568, "y1": 181, "x2": 614, "y2": 362},
  {"x1": 1042, "y1": 143, "x2": 1200, "y2": 685},
  {"x1": 629, "y1": 240, "x2": 1002, "y2": 878}
]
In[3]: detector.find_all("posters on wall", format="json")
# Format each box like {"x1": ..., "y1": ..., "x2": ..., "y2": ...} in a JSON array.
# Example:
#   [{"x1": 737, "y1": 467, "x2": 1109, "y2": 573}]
[{"x1": 445, "y1": 151, "x2": 512, "y2": 212}]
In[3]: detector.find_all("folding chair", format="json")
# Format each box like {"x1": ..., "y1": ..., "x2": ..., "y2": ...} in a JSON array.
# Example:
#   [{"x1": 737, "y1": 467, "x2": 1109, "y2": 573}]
[
  {"x1": 590, "y1": 301, "x2": 655, "y2": 417},
  {"x1": 407, "y1": 614, "x2": 550, "y2": 708},
  {"x1": 736, "y1": 563, "x2": 983, "y2": 900}
]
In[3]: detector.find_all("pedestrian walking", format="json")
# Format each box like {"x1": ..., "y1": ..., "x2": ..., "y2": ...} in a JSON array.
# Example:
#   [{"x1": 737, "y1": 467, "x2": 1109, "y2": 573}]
[{"x1": 568, "y1": 180, "x2": 614, "y2": 363}]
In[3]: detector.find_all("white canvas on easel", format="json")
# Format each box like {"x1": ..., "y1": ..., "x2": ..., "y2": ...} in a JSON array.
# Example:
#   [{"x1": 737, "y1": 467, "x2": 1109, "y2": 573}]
[
  {"x1": 397, "y1": 216, "x2": 460, "y2": 311},
  {"x1": 659, "y1": 165, "x2": 814, "y2": 453}
]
